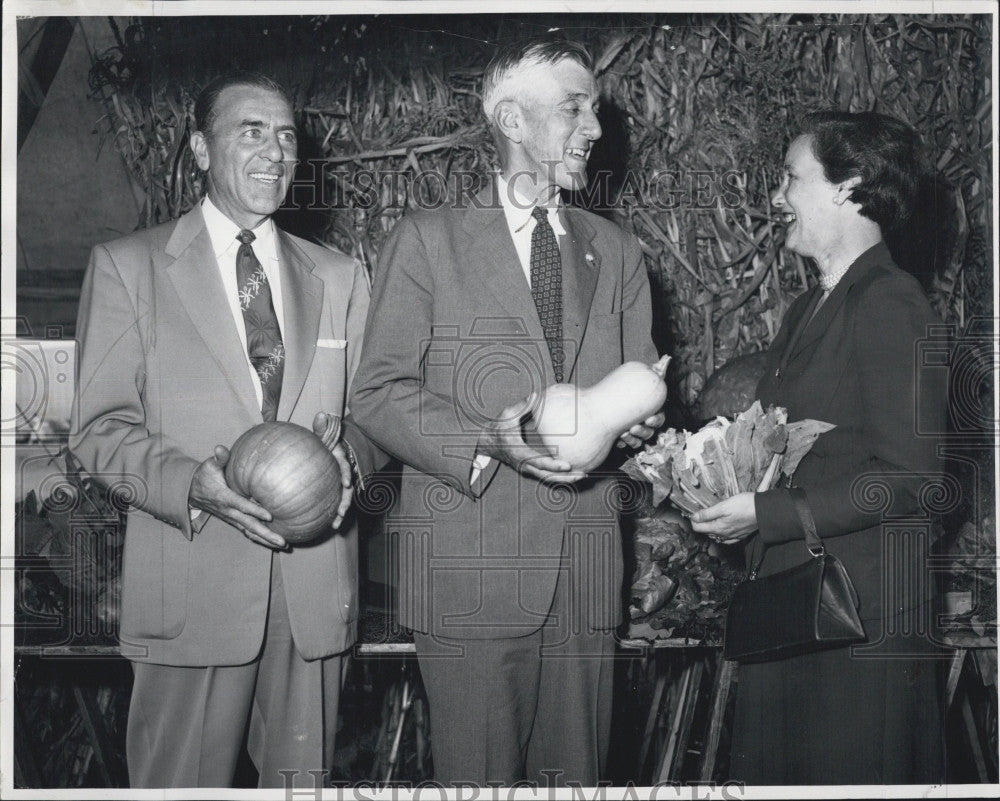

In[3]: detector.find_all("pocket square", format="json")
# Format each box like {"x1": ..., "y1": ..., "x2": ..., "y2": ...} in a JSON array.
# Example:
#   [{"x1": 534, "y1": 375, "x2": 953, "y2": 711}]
[{"x1": 316, "y1": 339, "x2": 347, "y2": 349}]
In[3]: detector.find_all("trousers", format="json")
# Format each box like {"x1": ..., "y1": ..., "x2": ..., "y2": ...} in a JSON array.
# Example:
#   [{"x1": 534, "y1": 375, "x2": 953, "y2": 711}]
[
  {"x1": 126, "y1": 558, "x2": 343, "y2": 788},
  {"x1": 413, "y1": 557, "x2": 615, "y2": 786}
]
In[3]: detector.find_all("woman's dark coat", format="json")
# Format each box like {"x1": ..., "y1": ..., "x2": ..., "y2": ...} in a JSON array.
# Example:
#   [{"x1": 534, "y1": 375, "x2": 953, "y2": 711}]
[{"x1": 730, "y1": 242, "x2": 948, "y2": 784}]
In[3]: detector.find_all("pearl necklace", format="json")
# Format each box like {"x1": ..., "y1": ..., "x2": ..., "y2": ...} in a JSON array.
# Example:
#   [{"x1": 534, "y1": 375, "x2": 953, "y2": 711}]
[{"x1": 819, "y1": 262, "x2": 852, "y2": 292}]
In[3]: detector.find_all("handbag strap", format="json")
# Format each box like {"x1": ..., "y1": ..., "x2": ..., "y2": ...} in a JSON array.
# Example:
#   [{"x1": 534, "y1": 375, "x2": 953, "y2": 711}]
[
  {"x1": 747, "y1": 487, "x2": 824, "y2": 578},
  {"x1": 789, "y1": 487, "x2": 825, "y2": 557}
]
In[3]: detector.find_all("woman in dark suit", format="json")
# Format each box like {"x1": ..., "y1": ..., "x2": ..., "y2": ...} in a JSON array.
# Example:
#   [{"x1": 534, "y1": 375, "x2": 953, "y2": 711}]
[{"x1": 691, "y1": 111, "x2": 947, "y2": 784}]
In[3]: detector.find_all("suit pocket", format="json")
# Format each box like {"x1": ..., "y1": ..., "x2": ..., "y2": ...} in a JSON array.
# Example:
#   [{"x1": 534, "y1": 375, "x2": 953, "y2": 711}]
[
  {"x1": 333, "y1": 528, "x2": 359, "y2": 624},
  {"x1": 590, "y1": 311, "x2": 623, "y2": 329},
  {"x1": 120, "y1": 512, "x2": 189, "y2": 640}
]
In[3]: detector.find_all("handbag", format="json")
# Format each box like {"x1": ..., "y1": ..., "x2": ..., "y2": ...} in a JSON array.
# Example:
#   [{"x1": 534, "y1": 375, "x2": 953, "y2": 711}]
[{"x1": 723, "y1": 489, "x2": 866, "y2": 664}]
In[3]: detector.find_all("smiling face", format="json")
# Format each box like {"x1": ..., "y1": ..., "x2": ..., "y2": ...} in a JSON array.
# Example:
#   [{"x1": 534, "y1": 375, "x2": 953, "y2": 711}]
[
  {"x1": 501, "y1": 57, "x2": 602, "y2": 202},
  {"x1": 190, "y1": 84, "x2": 297, "y2": 229},
  {"x1": 771, "y1": 134, "x2": 844, "y2": 261}
]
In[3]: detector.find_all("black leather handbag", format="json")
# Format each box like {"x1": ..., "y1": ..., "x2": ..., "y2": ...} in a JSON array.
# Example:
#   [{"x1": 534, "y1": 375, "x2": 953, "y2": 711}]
[{"x1": 723, "y1": 489, "x2": 866, "y2": 664}]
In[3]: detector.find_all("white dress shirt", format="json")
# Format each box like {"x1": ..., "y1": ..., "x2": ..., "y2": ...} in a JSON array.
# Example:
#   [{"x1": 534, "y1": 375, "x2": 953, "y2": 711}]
[
  {"x1": 201, "y1": 195, "x2": 286, "y2": 410},
  {"x1": 471, "y1": 176, "x2": 567, "y2": 483},
  {"x1": 497, "y1": 173, "x2": 566, "y2": 283}
]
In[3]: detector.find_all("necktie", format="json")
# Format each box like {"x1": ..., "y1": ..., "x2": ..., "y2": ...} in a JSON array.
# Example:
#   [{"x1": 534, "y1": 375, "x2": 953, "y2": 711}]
[
  {"x1": 236, "y1": 229, "x2": 284, "y2": 421},
  {"x1": 529, "y1": 206, "x2": 564, "y2": 383}
]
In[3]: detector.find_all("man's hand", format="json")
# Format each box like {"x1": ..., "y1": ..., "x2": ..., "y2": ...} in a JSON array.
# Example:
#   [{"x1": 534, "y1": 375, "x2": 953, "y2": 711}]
[
  {"x1": 312, "y1": 412, "x2": 354, "y2": 529},
  {"x1": 616, "y1": 355, "x2": 668, "y2": 449},
  {"x1": 478, "y1": 393, "x2": 586, "y2": 484},
  {"x1": 189, "y1": 445, "x2": 286, "y2": 549},
  {"x1": 690, "y1": 492, "x2": 757, "y2": 544},
  {"x1": 616, "y1": 411, "x2": 665, "y2": 450}
]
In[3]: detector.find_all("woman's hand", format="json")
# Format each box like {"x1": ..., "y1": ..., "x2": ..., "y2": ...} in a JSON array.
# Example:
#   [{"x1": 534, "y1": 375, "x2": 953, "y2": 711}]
[{"x1": 690, "y1": 492, "x2": 758, "y2": 545}]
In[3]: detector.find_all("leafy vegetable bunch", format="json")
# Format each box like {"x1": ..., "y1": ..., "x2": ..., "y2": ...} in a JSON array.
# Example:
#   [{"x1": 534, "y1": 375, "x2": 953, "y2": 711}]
[
  {"x1": 622, "y1": 401, "x2": 834, "y2": 513},
  {"x1": 622, "y1": 401, "x2": 834, "y2": 640},
  {"x1": 628, "y1": 513, "x2": 743, "y2": 641}
]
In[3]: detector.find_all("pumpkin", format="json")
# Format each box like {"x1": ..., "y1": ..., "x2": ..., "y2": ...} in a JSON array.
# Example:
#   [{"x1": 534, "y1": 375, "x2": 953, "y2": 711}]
[
  {"x1": 224, "y1": 422, "x2": 342, "y2": 545},
  {"x1": 695, "y1": 351, "x2": 769, "y2": 422},
  {"x1": 534, "y1": 355, "x2": 670, "y2": 472}
]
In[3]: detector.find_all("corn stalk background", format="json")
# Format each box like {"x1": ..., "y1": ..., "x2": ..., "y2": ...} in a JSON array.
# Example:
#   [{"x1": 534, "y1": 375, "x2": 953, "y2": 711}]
[{"x1": 88, "y1": 13, "x2": 992, "y2": 409}]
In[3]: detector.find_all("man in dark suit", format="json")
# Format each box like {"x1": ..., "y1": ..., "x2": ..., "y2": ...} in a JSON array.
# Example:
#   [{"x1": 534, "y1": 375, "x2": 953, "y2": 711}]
[
  {"x1": 349, "y1": 40, "x2": 663, "y2": 786},
  {"x1": 70, "y1": 72, "x2": 382, "y2": 788}
]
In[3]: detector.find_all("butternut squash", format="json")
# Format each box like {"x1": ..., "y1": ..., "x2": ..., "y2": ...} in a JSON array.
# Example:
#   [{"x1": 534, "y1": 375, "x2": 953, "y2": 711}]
[{"x1": 534, "y1": 355, "x2": 670, "y2": 472}]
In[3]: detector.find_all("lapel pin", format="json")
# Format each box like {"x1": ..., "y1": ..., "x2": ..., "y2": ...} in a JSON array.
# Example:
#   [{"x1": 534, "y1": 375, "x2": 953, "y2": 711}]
[{"x1": 585, "y1": 252, "x2": 595, "y2": 264}]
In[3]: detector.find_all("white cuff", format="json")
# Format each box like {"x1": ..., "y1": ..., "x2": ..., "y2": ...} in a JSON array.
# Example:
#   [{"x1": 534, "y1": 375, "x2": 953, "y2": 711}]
[{"x1": 470, "y1": 452, "x2": 492, "y2": 487}]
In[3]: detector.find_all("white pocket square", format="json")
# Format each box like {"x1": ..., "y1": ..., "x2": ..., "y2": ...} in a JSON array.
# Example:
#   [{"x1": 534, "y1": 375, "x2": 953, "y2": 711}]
[{"x1": 316, "y1": 339, "x2": 347, "y2": 349}]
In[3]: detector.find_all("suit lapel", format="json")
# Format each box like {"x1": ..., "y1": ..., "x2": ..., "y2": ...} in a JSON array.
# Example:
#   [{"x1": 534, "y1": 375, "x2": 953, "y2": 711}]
[
  {"x1": 161, "y1": 207, "x2": 261, "y2": 422},
  {"x1": 560, "y1": 208, "x2": 599, "y2": 381},
  {"x1": 275, "y1": 230, "x2": 323, "y2": 422},
  {"x1": 778, "y1": 286, "x2": 822, "y2": 370},
  {"x1": 787, "y1": 244, "x2": 884, "y2": 363},
  {"x1": 462, "y1": 195, "x2": 547, "y2": 341},
  {"x1": 460, "y1": 184, "x2": 602, "y2": 385}
]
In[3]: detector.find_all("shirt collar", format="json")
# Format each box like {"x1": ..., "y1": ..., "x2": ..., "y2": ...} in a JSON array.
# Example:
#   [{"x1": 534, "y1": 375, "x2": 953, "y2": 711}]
[
  {"x1": 497, "y1": 174, "x2": 566, "y2": 237},
  {"x1": 201, "y1": 194, "x2": 277, "y2": 262}
]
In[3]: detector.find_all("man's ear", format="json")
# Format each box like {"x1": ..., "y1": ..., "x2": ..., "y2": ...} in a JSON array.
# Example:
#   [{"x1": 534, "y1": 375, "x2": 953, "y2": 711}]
[
  {"x1": 833, "y1": 174, "x2": 862, "y2": 206},
  {"x1": 493, "y1": 100, "x2": 523, "y2": 145},
  {"x1": 190, "y1": 131, "x2": 211, "y2": 171}
]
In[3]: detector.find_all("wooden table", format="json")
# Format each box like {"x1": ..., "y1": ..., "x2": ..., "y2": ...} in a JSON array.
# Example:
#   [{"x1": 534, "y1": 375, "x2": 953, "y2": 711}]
[
  {"x1": 11, "y1": 609, "x2": 420, "y2": 789},
  {"x1": 619, "y1": 634, "x2": 732, "y2": 783},
  {"x1": 18, "y1": 619, "x2": 992, "y2": 786},
  {"x1": 943, "y1": 631, "x2": 998, "y2": 782}
]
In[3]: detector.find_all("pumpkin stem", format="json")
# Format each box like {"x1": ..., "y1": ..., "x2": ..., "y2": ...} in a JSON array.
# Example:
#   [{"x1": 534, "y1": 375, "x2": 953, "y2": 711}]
[{"x1": 312, "y1": 411, "x2": 343, "y2": 449}]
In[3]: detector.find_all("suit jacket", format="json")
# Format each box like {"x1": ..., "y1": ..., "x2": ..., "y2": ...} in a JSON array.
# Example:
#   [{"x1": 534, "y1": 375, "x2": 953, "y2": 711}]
[
  {"x1": 752, "y1": 242, "x2": 947, "y2": 623},
  {"x1": 70, "y1": 205, "x2": 383, "y2": 665},
  {"x1": 349, "y1": 184, "x2": 659, "y2": 639}
]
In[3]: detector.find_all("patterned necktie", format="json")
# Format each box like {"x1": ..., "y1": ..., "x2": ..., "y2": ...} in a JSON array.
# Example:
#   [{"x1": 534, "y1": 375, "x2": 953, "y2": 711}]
[
  {"x1": 529, "y1": 206, "x2": 564, "y2": 383},
  {"x1": 236, "y1": 229, "x2": 284, "y2": 421}
]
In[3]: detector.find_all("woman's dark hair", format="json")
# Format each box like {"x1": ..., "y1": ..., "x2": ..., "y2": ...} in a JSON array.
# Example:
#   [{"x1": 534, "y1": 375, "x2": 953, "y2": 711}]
[
  {"x1": 193, "y1": 71, "x2": 289, "y2": 136},
  {"x1": 800, "y1": 110, "x2": 924, "y2": 232}
]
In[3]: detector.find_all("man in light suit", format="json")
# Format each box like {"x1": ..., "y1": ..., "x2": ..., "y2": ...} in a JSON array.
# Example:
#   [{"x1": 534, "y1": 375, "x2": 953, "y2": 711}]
[
  {"x1": 70, "y1": 72, "x2": 382, "y2": 788},
  {"x1": 349, "y1": 40, "x2": 663, "y2": 786}
]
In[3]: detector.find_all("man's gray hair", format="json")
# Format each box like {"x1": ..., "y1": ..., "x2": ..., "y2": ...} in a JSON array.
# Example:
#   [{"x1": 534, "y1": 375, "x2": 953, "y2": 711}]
[{"x1": 481, "y1": 39, "x2": 593, "y2": 120}]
